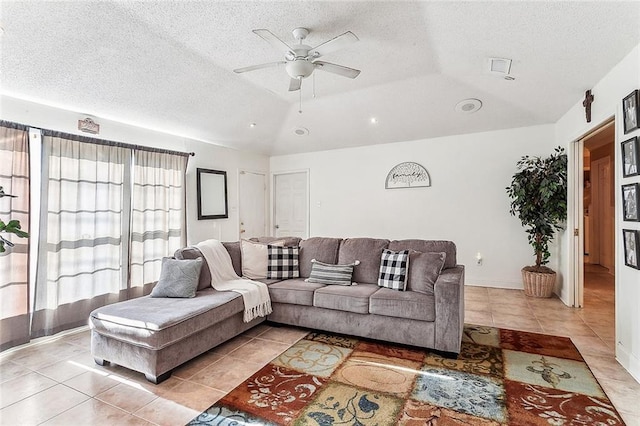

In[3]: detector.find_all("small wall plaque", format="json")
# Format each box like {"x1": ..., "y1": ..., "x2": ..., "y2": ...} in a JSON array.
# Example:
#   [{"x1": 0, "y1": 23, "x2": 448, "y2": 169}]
[
  {"x1": 78, "y1": 117, "x2": 100, "y2": 134},
  {"x1": 385, "y1": 162, "x2": 431, "y2": 189}
]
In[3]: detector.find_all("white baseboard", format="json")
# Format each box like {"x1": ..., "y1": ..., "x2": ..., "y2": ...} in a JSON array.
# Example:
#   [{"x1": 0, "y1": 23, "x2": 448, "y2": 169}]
[
  {"x1": 465, "y1": 280, "x2": 523, "y2": 289},
  {"x1": 616, "y1": 343, "x2": 640, "y2": 384}
]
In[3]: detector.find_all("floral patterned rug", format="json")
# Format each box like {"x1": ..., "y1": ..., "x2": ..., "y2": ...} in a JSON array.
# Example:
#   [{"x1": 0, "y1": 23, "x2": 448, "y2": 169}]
[{"x1": 188, "y1": 324, "x2": 624, "y2": 425}]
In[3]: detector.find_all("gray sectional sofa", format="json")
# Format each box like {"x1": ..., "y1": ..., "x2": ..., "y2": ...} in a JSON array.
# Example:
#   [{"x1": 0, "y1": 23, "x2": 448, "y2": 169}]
[{"x1": 89, "y1": 237, "x2": 464, "y2": 384}]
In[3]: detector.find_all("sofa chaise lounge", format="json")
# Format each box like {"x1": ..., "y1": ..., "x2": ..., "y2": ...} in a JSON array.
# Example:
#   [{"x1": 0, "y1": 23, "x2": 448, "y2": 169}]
[{"x1": 89, "y1": 237, "x2": 464, "y2": 383}]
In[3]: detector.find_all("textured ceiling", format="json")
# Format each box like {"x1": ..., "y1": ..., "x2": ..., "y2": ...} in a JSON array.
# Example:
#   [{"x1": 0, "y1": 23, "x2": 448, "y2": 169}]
[{"x1": 1, "y1": 1, "x2": 639, "y2": 155}]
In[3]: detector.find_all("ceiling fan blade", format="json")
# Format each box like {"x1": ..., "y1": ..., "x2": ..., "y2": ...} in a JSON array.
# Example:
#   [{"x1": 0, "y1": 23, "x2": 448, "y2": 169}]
[
  {"x1": 308, "y1": 31, "x2": 359, "y2": 58},
  {"x1": 233, "y1": 61, "x2": 286, "y2": 74},
  {"x1": 253, "y1": 29, "x2": 294, "y2": 57},
  {"x1": 314, "y1": 61, "x2": 361, "y2": 79},
  {"x1": 288, "y1": 77, "x2": 302, "y2": 92}
]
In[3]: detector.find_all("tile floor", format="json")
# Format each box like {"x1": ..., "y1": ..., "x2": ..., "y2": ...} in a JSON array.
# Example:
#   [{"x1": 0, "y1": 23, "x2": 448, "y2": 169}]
[{"x1": 1, "y1": 268, "x2": 638, "y2": 425}]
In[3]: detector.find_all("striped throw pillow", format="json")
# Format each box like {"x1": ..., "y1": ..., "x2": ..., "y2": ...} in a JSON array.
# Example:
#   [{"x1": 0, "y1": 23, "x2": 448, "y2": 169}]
[{"x1": 305, "y1": 259, "x2": 360, "y2": 286}]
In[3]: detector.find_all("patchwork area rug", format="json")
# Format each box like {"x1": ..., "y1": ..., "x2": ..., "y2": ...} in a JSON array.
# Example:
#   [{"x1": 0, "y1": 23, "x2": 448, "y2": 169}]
[{"x1": 188, "y1": 325, "x2": 624, "y2": 425}]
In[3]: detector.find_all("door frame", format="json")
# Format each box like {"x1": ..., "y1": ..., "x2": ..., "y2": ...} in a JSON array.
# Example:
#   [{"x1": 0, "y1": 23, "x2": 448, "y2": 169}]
[
  {"x1": 569, "y1": 117, "x2": 615, "y2": 308},
  {"x1": 237, "y1": 169, "x2": 268, "y2": 239},
  {"x1": 270, "y1": 169, "x2": 310, "y2": 238}
]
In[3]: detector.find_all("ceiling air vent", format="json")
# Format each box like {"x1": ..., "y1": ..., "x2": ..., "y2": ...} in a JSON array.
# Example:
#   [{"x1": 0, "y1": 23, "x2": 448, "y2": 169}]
[{"x1": 488, "y1": 57, "x2": 513, "y2": 79}]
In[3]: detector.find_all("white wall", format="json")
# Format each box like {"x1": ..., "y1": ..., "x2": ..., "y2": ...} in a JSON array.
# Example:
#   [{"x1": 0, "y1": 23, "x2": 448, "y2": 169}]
[
  {"x1": 555, "y1": 43, "x2": 640, "y2": 382},
  {"x1": 0, "y1": 95, "x2": 270, "y2": 244},
  {"x1": 271, "y1": 124, "x2": 558, "y2": 288}
]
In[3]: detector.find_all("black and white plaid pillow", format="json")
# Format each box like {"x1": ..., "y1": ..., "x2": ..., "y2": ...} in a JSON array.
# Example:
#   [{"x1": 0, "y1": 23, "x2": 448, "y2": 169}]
[
  {"x1": 267, "y1": 245, "x2": 300, "y2": 279},
  {"x1": 378, "y1": 249, "x2": 409, "y2": 290}
]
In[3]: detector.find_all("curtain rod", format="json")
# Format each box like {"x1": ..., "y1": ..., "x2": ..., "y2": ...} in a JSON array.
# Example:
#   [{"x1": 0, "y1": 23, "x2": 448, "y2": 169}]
[{"x1": 1, "y1": 119, "x2": 195, "y2": 158}]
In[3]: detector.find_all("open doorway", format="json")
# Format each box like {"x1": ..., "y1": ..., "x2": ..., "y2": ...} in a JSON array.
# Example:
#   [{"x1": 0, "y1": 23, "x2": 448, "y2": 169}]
[{"x1": 582, "y1": 121, "x2": 615, "y2": 309}]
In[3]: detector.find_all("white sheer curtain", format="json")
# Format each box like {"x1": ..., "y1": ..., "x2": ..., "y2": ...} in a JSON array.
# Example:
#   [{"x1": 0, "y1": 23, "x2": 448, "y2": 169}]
[
  {"x1": 0, "y1": 123, "x2": 30, "y2": 350},
  {"x1": 129, "y1": 150, "x2": 187, "y2": 295},
  {"x1": 32, "y1": 134, "x2": 131, "y2": 337}
]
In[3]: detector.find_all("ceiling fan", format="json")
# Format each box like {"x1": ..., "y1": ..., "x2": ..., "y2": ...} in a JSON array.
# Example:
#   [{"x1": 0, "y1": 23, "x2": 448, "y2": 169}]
[{"x1": 233, "y1": 27, "x2": 361, "y2": 92}]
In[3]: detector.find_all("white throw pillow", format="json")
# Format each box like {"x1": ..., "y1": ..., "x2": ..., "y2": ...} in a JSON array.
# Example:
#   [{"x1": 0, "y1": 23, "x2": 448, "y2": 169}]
[{"x1": 241, "y1": 239, "x2": 285, "y2": 279}]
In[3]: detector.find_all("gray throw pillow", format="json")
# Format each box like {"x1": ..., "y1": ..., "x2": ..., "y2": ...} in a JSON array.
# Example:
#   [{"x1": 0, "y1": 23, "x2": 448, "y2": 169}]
[
  {"x1": 151, "y1": 257, "x2": 203, "y2": 298},
  {"x1": 306, "y1": 259, "x2": 360, "y2": 286},
  {"x1": 407, "y1": 251, "x2": 446, "y2": 294}
]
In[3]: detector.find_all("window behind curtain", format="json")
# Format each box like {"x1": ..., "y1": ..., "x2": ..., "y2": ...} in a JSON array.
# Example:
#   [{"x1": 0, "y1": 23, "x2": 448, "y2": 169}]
[
  {"x1": 32, "y1": 135, "x2": 131, "y2": 337},
  {"x1": 0, "y1": 124, "x2": 30, "y2": 350},
  {"x1": 129, "y1": 150, "x2": 187, "y2": 295}
]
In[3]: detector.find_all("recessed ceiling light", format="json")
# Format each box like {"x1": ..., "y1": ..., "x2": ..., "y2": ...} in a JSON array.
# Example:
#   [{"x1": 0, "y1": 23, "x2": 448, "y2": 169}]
[
  {"x1": 293, "y1": 127, "x2": 309, "y2": 136},
  {"x1": 454, "y1": 98, "x2": 482, "y2": 114},
  {"x1": 370, "y1": 117, "x2": 378, "y2": 124}
]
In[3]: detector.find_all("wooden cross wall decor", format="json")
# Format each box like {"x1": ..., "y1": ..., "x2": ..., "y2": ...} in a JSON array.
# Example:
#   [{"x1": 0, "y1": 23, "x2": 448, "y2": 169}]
[{"x1": 583, "y1": 89, "x2": 594, "y2": 123}]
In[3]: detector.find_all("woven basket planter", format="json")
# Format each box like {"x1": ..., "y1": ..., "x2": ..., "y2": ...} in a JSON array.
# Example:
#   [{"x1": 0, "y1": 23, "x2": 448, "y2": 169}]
[{"x1": 522, "y1": 268, "x2": 556, "y2": 298}]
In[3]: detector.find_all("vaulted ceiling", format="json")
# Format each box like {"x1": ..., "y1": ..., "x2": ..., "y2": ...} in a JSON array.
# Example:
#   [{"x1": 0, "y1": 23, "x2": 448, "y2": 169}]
[{"x1": 2, "y1": 1, "x2": 639, "y2": 155}]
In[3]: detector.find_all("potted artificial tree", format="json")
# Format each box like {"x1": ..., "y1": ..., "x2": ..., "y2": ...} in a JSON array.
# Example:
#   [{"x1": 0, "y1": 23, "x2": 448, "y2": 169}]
[{"x1": 506, "y1": 147, "x2": 567, "y2": 297}]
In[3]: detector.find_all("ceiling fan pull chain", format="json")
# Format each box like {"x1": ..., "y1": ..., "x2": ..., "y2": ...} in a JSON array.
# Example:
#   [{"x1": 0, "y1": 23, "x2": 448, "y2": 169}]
[{"x1": 299, "y1": 78, "x2": 303, "y2": 113}]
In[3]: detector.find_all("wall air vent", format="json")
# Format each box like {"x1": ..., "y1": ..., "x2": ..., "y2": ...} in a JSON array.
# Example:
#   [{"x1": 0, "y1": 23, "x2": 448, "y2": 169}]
[{"x1": 488, "y1": 57, "x2": 514, "y2": 79}]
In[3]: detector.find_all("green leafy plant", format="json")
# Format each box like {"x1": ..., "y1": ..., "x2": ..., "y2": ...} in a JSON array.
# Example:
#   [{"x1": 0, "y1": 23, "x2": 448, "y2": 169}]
[
  {"x1": 506, "y1": 147, "x2": 568, "y2": 273},
  {"x1": 0, "y1": 186, "x2": 29, "y2": 253}
]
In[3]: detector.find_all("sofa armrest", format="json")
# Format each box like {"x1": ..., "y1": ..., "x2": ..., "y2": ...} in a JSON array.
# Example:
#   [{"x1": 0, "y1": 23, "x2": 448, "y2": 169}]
[{"x1": 433, "y1": 265, "x2": 465, "y2": 353}]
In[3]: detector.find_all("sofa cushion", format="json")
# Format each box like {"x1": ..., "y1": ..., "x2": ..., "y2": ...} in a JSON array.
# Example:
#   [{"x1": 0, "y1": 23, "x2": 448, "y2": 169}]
[
  {"x1": 378, "y1": 249, "x2": 409, "y2": 291},
  {"x1": 89, "y1": 288, "x2": 243, "y2": 350},
  {"x1": 251, "y1": 236, "x2": 302, "y2": 247},
  {"x1": 408, "y1": 251, "x2": 446, "y2": 294},
  {"x1": 388, "y1": 240, "x2": 457, "y2": 269},
  {"x1": 267, "y1": 245, "x2": 300, "y2": 279},
  {"x1": 268, "y1": 278, "x2": 325, "y2": 306},
  {"x1": 241, "y1": 239, "x2": 286, "y2": 279},
  {"x1": 306, "y1": 259, "x2": 358, "y2": 286},
  {"x1": 299, "y1": 237, "x2": 342, "y2": 278},
  {"x1": 150, "y1": 257, "x2": 202, "y2": 298},
  {"x1": 338, "y1": 238, "x2": 390, "y2": 284},
  {"x1": 222, "y1": 241, "x2": 242, "y2": 277},
  {"x1": 369, "y1": 288, "x2": 436, "y2": 322},
  {"x1": 174, "y1": 247, "x2": 211, "y2": 291},
  {"x1": 313, "y1": 284, "x2": 380, "y2": 314}
]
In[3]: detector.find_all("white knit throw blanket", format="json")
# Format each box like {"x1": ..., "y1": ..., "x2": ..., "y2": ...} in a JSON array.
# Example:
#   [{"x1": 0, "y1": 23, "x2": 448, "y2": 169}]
[{"x1": 195, "y1": 239, "x2": 272, "y2": 322}]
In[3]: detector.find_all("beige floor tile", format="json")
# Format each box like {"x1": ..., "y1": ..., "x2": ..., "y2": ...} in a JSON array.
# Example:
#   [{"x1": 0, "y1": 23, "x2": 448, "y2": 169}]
[
  {"x1": 229, "y1": 338, "x2": 290, "y2": 365},
  {"x1": 241, "y1": 323, "x2": 272, "y2": 338},
  {"x1": 464, "y1": 299, "x2": 491, "y2": 312},
  {"x1": 0, "y1": 361, "x2": 32, "y2": 384},
  {"x1": 8, "y1": 341, "x2": 87, "y2": 371},
  {"x1": 256, "y1": 326, "x2": 309, "y2": 344},
  {"x1": 156, "y1": 379, "x2": 226, "y2": 412},
  {"x1": 464, "y1": 285, "x2": 489, "y2": 297},
  {"x1": 59, "y1": 329, "x2": 92, "y2": 348},
  {"x1": 571, "y1": 335, "x2": 614, "y2": 357},
  {"x1": 619, "y1": 411, "x2": 640, "y2": 426},
  {"x1": 491, "y1": 312, "x2": 543, "y2": 333},
  {"x1": 0, "y1": 371, "x2": 57, "y2": 409},
  {"x1": 487, "y1": 287, "x2": 526, "y2": 299},
  {"x1": 209, "y1": 335, "x2": 252, "y2": 356},
  {"x1": 599, "y1": 378, "x2": 640, "y2": 417},
  {"x1": 172, "y1": 351, "x2": 223, "y2": 380},
  {"x1": 134, "y1": 397, "x2": 201, "y2": 426},
  {"x1": 95, "y1": 383, "x2": 158, "y2": 413},
  {"x1": 582, "y1": 353, "x2": 638, "y2": 383},
  {"x1": 41, "y1": 398, "x2": 152, "y2": 426},
  {"x1": 63, "y1": 371, "x2": 120, "y2": 397},
  {"x1": 539, "y1": 319, "x2": 598, "y2": 338},
  {"x1": 36, "y1": 357, "x2": 93, "y2": 382},
  {"x1": 490, "y1": 303, "x2": 534, "y2": 316},
  {"x1": 0, "y1": 384, "x2": 88, "y2": 425},
  {"x1": 464, "y1": 310, "x2": 493, "y2": 327},
  {"x1": 190, "y1": 357, "x2": 262, "y2": 392}
]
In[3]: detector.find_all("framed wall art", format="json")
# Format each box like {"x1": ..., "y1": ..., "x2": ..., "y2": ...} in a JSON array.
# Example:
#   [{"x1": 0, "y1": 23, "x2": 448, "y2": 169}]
[
  {"x1": 622, "y1": 183, "x2": 640, "y2": 222},
  {"x1": 197, "y1": 168, "x2": 228, "y2": 220},
  {"x1": 623, "y1": 89, "x2": 639, "y2": 134},
  {"x1": 385, "y1": 162, "x2": 431, "y2": 189},
  {"x1": 623, "y1": 229, "x2": 640, "y2": 270},
  {"x1": 621, "y1": 136, "x2": 639, "y2": 178}
]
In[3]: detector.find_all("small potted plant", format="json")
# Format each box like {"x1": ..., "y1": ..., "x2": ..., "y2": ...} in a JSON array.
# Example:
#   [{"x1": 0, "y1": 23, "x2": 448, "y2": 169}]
[
  {"x1": 506, "y1": 147, "x2": 567, "y2": 297},
  {"x1": 0, "y1": 186, "x2": 29, "y2": 253}
]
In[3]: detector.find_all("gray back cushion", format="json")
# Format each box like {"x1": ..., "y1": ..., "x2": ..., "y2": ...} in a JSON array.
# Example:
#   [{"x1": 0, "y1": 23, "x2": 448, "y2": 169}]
[
  {"x1": 338, "y1": 238, "x2": 390, "y2": 284},
  {"x1": 150, "y1": 257, "x2": 202, "y2": 298},
  {"x1": 299, "y1": 237, "x2": 342, "y2": 278},
  {"x1": 388, "y1": 240, "x2": 457, "y2": 269},
  {"x1": 407, "y1": 251, "x2": 446, "y2": 294},
  {"x1": 250, "y1": 236, "x2": 302, "y2": 247},
  {"x1": 222, "y1": 241, "x2": 242, "y2": 277},
  {"x1": 174, "y1": 247, "x2": 211, "y2": 291}
]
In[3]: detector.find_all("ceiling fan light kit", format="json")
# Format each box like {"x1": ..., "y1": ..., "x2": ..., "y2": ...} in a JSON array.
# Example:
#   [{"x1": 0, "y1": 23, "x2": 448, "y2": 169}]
[{"x1": 234, "y1": 27, "x2": 361, "y2": 93}]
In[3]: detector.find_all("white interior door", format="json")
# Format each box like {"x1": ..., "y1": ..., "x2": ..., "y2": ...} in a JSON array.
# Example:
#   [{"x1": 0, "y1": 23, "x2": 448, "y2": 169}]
[
  {"x1": 273, "y1": 172, "x2": 308, "y2": 238},
  {"x1": 238, "y1": 171, "x2": 266, "y2": 239},
  {"x1": 573, "y1": 139, "x2": 585, "y2": 307}
]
